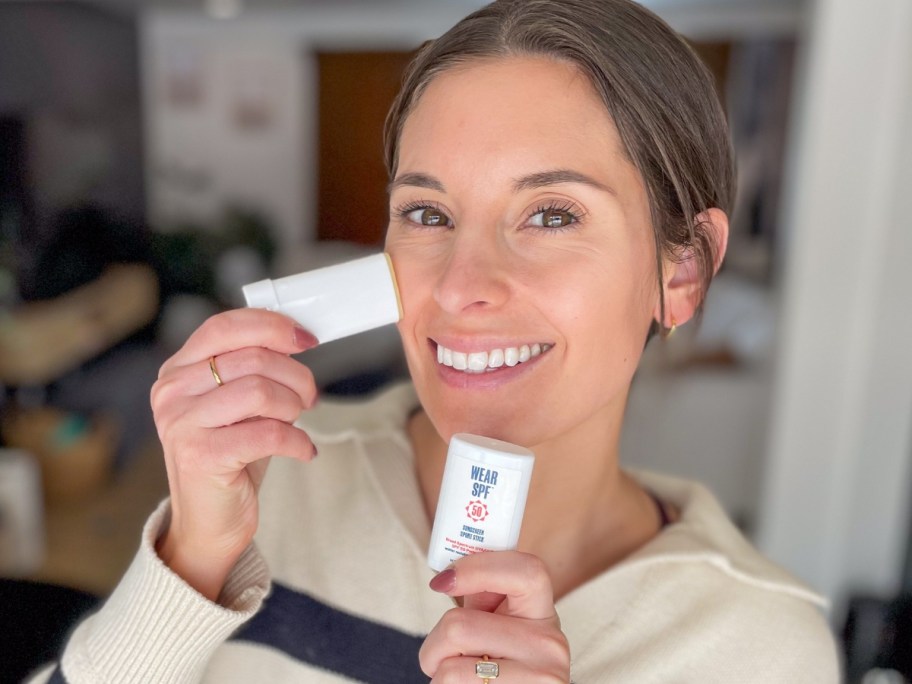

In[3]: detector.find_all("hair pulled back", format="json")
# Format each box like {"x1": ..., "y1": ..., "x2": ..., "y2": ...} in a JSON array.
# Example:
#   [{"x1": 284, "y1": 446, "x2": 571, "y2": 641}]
[{"x1": 384, "y1": 0, "x2": 735, "y2": 324}]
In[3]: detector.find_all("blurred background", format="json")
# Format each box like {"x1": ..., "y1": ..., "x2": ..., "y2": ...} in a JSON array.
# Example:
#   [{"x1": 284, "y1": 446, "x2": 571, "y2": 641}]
[{"x1": 0, "y1": 0, "x2": 909, "y2": 681}]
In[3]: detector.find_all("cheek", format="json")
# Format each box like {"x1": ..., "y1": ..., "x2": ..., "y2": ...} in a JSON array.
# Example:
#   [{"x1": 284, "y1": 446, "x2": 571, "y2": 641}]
[
  {"x1": 535, "y1": 245, "x2": 652, "y2": 321},
  {"x1": 535, "y1": 249, "x2": 656, "y2": 381},
  {"x1": 388, "y1": 247, "x2": 438, "y2": 346}
]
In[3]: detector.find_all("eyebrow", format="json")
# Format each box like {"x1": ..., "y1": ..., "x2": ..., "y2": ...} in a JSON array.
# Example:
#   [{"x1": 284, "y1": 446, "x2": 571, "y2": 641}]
[
  {"x1": 388, "y1": 169, "x2": 615, "y2": 196},
  {"x1": 512, "y1": 169, "x2": 615, "y2": 195},
  {"x1": 387, "y1": 172, "x2": 445, "y2": 194}
]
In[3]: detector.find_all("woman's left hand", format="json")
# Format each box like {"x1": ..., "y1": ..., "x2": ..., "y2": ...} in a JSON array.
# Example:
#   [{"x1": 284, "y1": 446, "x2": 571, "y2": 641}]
[{"x1": 420, "y1": 551, "x2": 571, "y2": 683}]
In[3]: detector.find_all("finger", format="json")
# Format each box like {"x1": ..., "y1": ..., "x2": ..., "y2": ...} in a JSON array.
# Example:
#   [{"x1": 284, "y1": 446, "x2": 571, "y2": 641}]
[
  {"x1": 420, "y1": 608, "x2": 563, "y2": 677},
  {"x1": 461, "y1": 590, "x2": 506, "y2": 613},
  {"x1": 430, "y1": 552, "x2": 556, "y2": 620},
  {"x1": 151, "y1": 350, "x2": 316, "y2": 427},
  {"x1": 161, "y1": 309, "x2": 318, "y2": 374},
  {"x1": 176, "y1": 347, "x2": 317, "y2": 402},
  {"x1": 184, "y1": 374, "x2": 307, "y2": 427},
  {"x1": 429, "y1": 655, "x2": 543, "y2": 683},
  {"x1": 202, "y1": 418, "x2": 317, "y2": 472}
]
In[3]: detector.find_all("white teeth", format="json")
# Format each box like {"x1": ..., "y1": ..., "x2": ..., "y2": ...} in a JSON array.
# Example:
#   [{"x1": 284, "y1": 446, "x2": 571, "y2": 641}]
[
  {"x1": 467, "y1": 352, "x2": 488, "y2": 370},
  {"x1": 436, "y1": 341, "x2": 551, "y2": 373}
]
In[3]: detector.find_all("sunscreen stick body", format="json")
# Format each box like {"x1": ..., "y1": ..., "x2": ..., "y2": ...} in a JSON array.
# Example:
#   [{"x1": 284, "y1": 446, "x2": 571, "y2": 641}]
[
  {"x1": 242, "y1": 253, "x2": 402, "y2": 344},
  {"x1": 427, "y1": 433, "x2": 535, "y2": 571}
]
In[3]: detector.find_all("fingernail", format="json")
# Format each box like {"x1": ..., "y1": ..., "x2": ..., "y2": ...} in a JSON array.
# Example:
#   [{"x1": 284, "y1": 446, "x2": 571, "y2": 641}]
[
  {"x1": 293, "y1": 326, "x2": 319, "y2": 350},
  {"x1": 312, "y1": 445, "x2": 319, "y2": 458},
  {"x1": 429, "y1": 568, "x2": 456, "y2": 593}
]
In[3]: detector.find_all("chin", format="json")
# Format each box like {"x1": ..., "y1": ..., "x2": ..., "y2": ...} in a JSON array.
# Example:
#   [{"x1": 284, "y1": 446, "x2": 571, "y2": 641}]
[{"x1": 424, "y1": 398, "x2": 553, "y2": 448}]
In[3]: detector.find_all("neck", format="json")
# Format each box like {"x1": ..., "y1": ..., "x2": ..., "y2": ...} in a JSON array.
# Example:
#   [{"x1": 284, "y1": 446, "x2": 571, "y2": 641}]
[{"x1": 411, "y1": 396, "x2": 662, "y2": 600}]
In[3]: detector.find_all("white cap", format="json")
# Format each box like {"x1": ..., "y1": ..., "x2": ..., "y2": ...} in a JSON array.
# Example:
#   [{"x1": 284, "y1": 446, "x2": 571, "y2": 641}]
[
  {"x1": 242, "y1": 278, "x2": 280, "y2": 310},
  {"x1": 448, "y1": 433, "x2": 534, "y2": 466}
]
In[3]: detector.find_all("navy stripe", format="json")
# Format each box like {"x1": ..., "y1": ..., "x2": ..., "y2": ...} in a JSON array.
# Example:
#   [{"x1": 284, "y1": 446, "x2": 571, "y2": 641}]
[
  {"x1": 232, "y1": 582, "x2": 427, "y2": 683},
  {"x1": 46, "y1": 667, "x2": 66, "y2": 683}
]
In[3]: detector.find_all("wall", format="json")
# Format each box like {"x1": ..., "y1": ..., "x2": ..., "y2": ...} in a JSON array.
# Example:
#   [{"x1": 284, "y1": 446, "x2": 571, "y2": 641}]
[{"x1": 756, "y1": 0, "x2": 912, "y2": 616}]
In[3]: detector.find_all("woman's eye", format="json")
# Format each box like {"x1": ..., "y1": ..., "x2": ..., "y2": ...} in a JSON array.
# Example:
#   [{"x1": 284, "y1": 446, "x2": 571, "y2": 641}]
[
  {"x1": 530, "y1": 207, "x2": 577, "y2": 229},
  {"x1": 406, "y1": 207, "x2": 451, "y2": 227}
]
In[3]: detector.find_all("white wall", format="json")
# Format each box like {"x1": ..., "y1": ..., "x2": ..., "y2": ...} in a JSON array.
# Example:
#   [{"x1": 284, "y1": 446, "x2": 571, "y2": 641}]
[
  {"x1": 756, "y1": 0, "x2": 912, "y2": 616},
  {"x1": 141, "y1": 17, "x2": 310, "y2": 246}
]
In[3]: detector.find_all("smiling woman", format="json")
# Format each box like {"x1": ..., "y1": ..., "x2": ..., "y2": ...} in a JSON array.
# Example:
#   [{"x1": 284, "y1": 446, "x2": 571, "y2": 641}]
[
  {"x1": 386, "y1": 57, "x2": 666, "y2": 450},
  {"x1": 29, "y1": 1, "x2": 840, "y2": 683}
]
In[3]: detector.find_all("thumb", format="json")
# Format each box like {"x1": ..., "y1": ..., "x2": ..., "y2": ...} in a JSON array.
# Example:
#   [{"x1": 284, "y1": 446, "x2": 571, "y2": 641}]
[{"x1": 462, "y1": 590, "x2": 505, "y2": 613}]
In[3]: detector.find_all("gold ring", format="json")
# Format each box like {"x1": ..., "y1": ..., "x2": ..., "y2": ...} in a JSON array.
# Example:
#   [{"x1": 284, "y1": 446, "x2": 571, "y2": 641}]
[
  {"x1": 475, "y1": 655, "x2": 498, "y2": 681},
  {"x1": 208, "y1": 355, "x2": 224, "y2": 387}
]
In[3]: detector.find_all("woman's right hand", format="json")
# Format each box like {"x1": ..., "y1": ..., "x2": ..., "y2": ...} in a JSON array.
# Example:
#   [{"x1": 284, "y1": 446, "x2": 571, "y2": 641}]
[{"x1": 150, "y1": 309, "x2": 319, "y2": 601}]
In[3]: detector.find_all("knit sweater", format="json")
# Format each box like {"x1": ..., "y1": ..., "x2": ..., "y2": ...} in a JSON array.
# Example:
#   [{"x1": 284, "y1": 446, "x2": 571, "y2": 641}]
[{"x1": 32, "y1": 382, "x2": 841, "y2": 683}]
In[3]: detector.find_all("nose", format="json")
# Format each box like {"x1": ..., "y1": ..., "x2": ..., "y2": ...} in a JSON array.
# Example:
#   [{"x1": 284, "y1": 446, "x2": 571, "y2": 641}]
[{"x1": 432, "y1": 230, "x2": 511, "y2": 315}]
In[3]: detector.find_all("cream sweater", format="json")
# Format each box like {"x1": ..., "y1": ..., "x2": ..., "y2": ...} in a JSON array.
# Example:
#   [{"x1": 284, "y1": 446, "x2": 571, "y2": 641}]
[{"x1": 33, "y1": 383, "x2": 840, "y2": 683}]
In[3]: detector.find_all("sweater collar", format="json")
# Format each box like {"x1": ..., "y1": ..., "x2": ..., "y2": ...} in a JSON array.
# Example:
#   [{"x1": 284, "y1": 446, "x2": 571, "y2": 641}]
[{"x1": 345, "y1": 381, "x2": 826, "y2": 611}]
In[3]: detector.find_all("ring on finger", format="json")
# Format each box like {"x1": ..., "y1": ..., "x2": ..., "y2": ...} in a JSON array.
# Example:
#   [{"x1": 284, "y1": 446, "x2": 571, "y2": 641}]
[
  {"x1": 209, "y1": 355, "x2": 224, "y2": 387},
  {"x1": 475, "y1": 655, "x2": 499, "y2": 682}
]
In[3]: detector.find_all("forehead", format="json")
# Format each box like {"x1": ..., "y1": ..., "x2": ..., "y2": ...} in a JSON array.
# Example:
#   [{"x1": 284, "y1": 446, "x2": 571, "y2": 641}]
[{"x1": 397, "y1": 56, "x2": 631, "y2": 185}]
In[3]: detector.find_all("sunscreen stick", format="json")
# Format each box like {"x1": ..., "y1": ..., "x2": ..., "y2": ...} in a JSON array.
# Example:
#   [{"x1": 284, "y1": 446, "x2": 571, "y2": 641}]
[
  {"x1": 427, "y1": 433, "x2": 535, "y2": 571},
  {"x1": 242, "y1": 253, "x2": 402, "y2": 344}
]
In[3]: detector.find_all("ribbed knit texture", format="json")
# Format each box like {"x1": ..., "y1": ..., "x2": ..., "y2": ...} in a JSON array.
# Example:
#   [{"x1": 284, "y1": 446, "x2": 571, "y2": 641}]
[{"x1": 58, "y1": 501, "x2": 269, "y2": 683}]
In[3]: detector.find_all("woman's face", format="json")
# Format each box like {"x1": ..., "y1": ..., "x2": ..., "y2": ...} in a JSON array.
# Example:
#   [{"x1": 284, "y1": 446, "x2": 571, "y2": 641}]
[{"x1": 385, "y1": 56, "x2": 659, "y2": 447}]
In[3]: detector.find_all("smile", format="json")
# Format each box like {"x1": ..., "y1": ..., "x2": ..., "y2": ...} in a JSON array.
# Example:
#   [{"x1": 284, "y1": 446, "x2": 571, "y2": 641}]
[{"x1": 435, "y1": 342, "x2": 553, "y2": 373}]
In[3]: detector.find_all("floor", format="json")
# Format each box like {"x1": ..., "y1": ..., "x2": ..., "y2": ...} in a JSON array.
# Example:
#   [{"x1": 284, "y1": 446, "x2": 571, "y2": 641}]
[{"x1": 25, "y1": 439, "x2": 169, "y2": 596}]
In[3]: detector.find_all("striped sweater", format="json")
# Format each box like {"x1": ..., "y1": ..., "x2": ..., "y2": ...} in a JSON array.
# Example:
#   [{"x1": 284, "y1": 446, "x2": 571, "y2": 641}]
[{"x1": 33, "y1": 383, "x2": 840, "y2": 682}]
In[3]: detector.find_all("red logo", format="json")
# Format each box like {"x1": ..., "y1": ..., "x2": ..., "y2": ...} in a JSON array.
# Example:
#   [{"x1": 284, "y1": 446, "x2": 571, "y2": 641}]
[{"x1": 465, "y1": 500, "x2": 489, "y2": 522}]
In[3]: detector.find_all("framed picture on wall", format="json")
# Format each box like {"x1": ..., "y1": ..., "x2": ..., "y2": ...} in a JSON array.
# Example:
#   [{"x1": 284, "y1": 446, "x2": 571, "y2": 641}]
[
  {"x1": 229, "y1": 56, "x2": 278, "y2": 132},
  {"x1": 163, "y1": 43, "x2": 205, "y2": 108}
]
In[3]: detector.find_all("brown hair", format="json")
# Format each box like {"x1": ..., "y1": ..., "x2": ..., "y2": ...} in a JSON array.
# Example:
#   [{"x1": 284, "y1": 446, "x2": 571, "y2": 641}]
[{"x1": 383, "y1": 0, "x2": 735, "y2": 329}]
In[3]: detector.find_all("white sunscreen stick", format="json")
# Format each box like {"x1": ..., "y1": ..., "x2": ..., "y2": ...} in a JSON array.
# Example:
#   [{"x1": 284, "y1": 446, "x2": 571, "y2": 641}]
[
  {"x1": 427, "y1": 433, "x2": 535, "y2": 571},
  {"x1": 242, "y1": 253, "x2": 403, "y2": 344}
]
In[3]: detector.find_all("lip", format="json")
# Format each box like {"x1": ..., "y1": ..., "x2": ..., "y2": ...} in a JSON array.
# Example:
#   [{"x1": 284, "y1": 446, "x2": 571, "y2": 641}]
[{"x1": 427, "y1": 338, "x2": 552, "y2": 390}]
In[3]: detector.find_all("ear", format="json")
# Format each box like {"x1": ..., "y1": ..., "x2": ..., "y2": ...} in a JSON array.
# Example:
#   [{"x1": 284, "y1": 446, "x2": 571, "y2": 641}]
[{"x1": 653, "y1": 208, "x2": 729, "y2": 329}]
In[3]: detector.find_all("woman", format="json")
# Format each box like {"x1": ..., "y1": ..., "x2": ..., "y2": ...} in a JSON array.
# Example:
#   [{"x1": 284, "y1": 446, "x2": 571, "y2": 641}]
[{"x1": 33, "y1": 0, "x2": 840, "y2": 681}]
